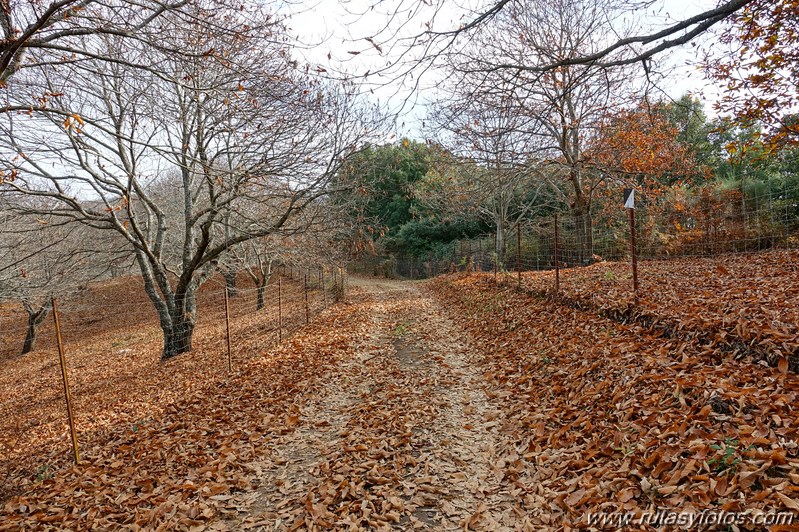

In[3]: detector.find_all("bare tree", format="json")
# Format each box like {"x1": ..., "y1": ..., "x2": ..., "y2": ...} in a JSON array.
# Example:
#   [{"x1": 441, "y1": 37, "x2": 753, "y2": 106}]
[
  {"x1": 0, "y1": 209, "x2": 122, "y2": 354},
  {"x1": 221, "y1": 194, "x2": 349, "y2": 311},
  {"x1": 236, "y1": 237, "x2": 279, "y2": 311},
  {"x1": 427, "y1": 87, "x2": 549, "y2": 266},
  {"x1": 431, "y1": 0, "x2": 638, "y2": 261},
  {"x1": 0, "y1": 5, "x2": 384, "y2": 358},
  {"x1": 339, "y1": 0, "x2": 754, "y2": 87},
  {"x1": 0, "y1": 0, "x2": 196, "y2": 85}
]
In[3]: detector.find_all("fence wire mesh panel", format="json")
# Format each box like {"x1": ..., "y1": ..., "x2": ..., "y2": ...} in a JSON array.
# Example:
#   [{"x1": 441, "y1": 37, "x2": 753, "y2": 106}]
[{"x1": 354, "y1": 179, "x2": 799, "y2": 280}]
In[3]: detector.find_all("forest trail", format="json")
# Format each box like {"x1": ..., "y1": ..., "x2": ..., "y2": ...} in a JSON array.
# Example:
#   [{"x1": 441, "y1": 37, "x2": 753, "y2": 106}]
[{"x1": 218, "y1": 277, "x2": 522, "y2": 530}]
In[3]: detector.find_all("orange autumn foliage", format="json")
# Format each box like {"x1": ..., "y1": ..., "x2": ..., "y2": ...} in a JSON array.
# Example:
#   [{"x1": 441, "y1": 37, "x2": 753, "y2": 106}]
[
  {"x1": 586, "y1": 103, "x2": 701, "y2": 190},
  {"x1": 708, "y1": 0, "x2": 799, "y2": 148}
]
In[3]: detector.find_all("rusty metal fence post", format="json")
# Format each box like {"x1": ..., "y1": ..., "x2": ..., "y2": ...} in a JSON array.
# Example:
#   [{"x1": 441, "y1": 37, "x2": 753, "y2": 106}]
[
  {"x1": 224, "y1": 286, "x2": 232, "y2": 372},
  {"x1": 278, "y1": 277, "x2": 283, "y2": 342},
  {"x1": 52, "y1": 298, "x2": 80, "y2": 465},
  {"x1": 304, "y1": 272, "x2": 309, "y2": 324},
  {"x1": 517, "y1": 223, "x2": 522, "y2": 288},
  {"x1": 629, "y1": 207, "x2": 640, "y2": 295},
  {"x1": 554, "y1": 213, "x2": 560, "y2": 294}
]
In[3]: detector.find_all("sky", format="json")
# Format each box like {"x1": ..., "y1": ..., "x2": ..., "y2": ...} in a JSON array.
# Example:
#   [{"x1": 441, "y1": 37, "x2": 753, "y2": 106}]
[{"x1": 285, "y1": 0, "x2": 724, "y2": 138}]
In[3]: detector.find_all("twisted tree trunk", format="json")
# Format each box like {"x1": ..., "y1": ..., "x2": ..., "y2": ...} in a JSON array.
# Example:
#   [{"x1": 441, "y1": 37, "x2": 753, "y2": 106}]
[
  {"x1": 162, "y1": 311, "x2": 196, "y2": 358},
  {"x1": 21, "y1": 301, "x2": 51, "y2": 355}
]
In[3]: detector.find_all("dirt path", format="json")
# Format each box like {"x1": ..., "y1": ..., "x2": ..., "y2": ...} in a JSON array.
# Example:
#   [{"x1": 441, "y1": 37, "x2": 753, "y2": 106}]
[{"x1": 218, "y1": 277, "x2": 523, "y2": 530}]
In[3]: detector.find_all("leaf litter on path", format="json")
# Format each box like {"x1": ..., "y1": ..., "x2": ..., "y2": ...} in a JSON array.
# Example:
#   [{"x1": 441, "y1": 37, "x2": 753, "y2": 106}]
[{"x1": 5, "y1": 254, "x2": 799, "y2": 530}]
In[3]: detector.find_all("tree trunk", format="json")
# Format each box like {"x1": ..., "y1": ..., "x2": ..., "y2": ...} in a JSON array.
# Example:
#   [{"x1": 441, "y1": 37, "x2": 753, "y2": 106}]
[
  {"x1": 572, "y1": 198, "x2": 593, "y2": 264},
  {"x1": 21, "y1": 319, "x2": 38, "y2": 355},
  {"x1": 496, "y1": 223, "x2": 505, "y2": 271},
  {"x1": 134, "y1": 250, "x2": 199, "y2": 361},
  {"x1": 256, "y1": 282, "x2": 266, "y2": 311},
  {"x1": 161, "y1": 286, "x2": 198, "y2": 359},
  {"x1": 224, "y1": 269, "x2": 237, "y2": 298},
  {"x1": 21, "y1": 303, "x2": 50, "y2": 355},
  {"x1": 250, "y1": 266, "x2": 272, "y2": 312},
  {"x1": 162, "y1": 313, "x2": 195, "y2": 359}
]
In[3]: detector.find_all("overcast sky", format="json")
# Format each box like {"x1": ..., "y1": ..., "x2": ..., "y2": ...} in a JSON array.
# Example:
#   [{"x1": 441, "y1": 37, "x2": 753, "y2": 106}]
[{"x1": 285, "y1": 0, "x2": 723, "y2": 138}]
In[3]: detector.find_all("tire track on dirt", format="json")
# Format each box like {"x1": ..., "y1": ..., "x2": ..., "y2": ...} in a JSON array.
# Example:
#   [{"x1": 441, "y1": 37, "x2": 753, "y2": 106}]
[{"x1": 219, "y1": 278, "x2": 522, "y2": 530}]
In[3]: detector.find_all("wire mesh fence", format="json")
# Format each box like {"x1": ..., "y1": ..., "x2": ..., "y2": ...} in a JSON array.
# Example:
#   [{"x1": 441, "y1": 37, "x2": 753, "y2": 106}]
[
  {"x1": 354, "y1": 178, "x2": 799, "y2": 281},
  {"x1": 350, "y1": 181, "x2": 799, "y2": 398},
  {"x1": 0, "y1": 263, "x2": 346, "y2": 496}
]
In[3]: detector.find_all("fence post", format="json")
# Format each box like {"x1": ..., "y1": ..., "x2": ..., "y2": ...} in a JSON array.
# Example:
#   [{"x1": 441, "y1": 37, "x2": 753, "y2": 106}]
[
  {"x1": 493, "y1": 235, "x2": 498, "y2": 281},
  {"x1": 517, "y1": 223, "x2": 522, "y2": 288},
  {"x1": 224, "y1": 286, "x2": 232, "y2": 372},
  {"x1": 304, "y1": 272, "x2": 309, "y2": 324},
  {"x1": 554, "y1": 213, "x2": 560, "y2": 294},
  {"x1": 629, "y1": 207, "x2": 639, "y2": 295},
  {"x1": 322, "y1": 267, "x2": 327, "y2": 306},
  {"x1": 333, "y1": 268, "x2": 338, "y2": 300},
  {"x1": 52, "y1": 298, "x2": 80, "y2": 465},
  {"x1": 278, "y1": 277, "x2": 282, "y2": 342}
]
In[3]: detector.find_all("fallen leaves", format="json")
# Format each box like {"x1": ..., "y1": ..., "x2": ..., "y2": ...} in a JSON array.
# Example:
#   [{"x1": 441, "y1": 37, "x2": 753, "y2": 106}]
[
  {"x1": 0, "y1": 273, "x2": 327, "y2": 504},
  {"x1": 432, "y1": 253, "x2": 799, "y2": 529},
  {"x1": 0, "y1": 274, "x2": 343, "y2": 530},
  {"x1": 3, "y1": 257, "x2": 798, "y2": 530},
  {"x1": 516, "y1": 249, "x2": 799, "y2": 370},
  {"x1": 222, "y1": 281, "x2": 521, "y2": 529}
]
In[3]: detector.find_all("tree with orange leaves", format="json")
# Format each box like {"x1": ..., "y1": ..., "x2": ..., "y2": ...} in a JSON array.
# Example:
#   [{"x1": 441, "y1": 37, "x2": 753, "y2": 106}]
[
  {"x1": 585, "y1": 101, "x2": 702, "y2": 192},
  {"x1": 707, "y1": 0, "x2": 799, "y2": 147},
  {"x1": 583, "y1": 100, "x2": 705, "y2": 254}
]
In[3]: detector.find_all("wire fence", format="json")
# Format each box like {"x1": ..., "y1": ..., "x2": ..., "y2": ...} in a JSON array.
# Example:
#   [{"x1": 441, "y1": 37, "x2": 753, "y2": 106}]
[
  {"x1": 350, "y1": 180, "x2": 799, "y2": 389},
  {"x1": 354, "y1": 179, "x2": 799, "y2": 280},
  {"x1": 0, "y1": 263, "x2": 347, "y2": 496}
]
